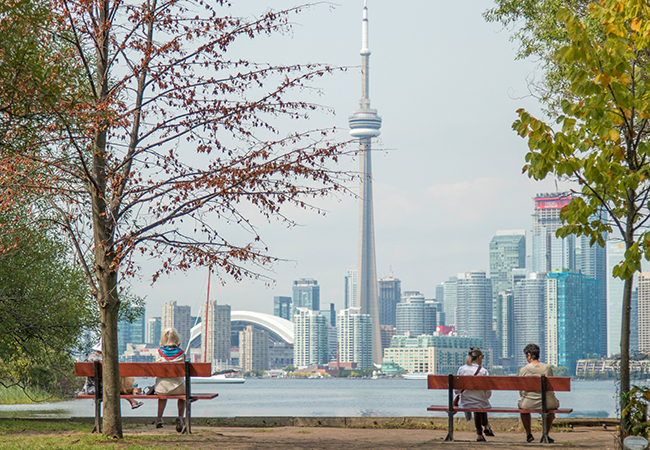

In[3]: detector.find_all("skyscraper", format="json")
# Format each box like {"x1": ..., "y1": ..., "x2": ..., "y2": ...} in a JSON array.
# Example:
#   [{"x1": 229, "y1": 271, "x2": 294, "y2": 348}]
[
  {"x1": 349, "y1": 0, "x2": 382, "y2": 364},
  {"x1": 239, "y1": 325, "x2": 268, "y2": 372},
  {"x1": 607, "y1": 240, "x2": 628, "y2": 356},
  {"x1": 395, "y1": 291, "x2": 436, "y2": 337},
  {"x1": 489, "y1": 230, "x2": 526, "y2": 359},
  {"x1": 146, "y1": 317, "x2": 162, "y2": 345},
  {"x1": 293, "y1": 308, "x2": 328, "y2": 366},
  {"x1": 546, "y1": 271, "x2": 601, "y2": 373},
  {"x1": 577, "y1": 234, "x2": 608, "y2": 357},
  {"x1": 273, "y1": 296, "x2": 292, "y2": 321},
  {"x1": 162, "y1": 300, "x2": 192, "y2": 349},
  {"x1": 532, "y1": 192, "x2": 575, "y2": 273},
  {"x1": 291, "y1": 278, "x2": 320, "y2": 320},
  {"x1": 456, "y1": 271, "x2": 495, "y2": 351},
  {"x1": 117, "y1": 308, "x2": 145, "y2": 356},
  {"x1": 638, "y1": 272, "x2": 650, "y2": 353},
  {"x1": 201, "y1": 301, "x2": 231, "y2": 366},
  {"x1": 442, "y1": 276, "x2": 458, "y2": 327},
  {"x1": 344, "y1": 268, "x2": 357, "y2": 310},
  {"x1": 337, "y1": 307, "x2": 372, "y2": 370},
  {"x1": 513, "y1": 272, "x2": 547, "y2": 367},
  {"x1": 378, "y1": 274, "x2": 401, "y2": 327}
]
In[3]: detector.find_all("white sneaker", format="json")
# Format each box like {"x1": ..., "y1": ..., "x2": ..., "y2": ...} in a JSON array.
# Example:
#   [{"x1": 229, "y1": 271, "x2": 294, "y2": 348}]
[{"x1": 175, "y1": 417, "x2": 184, "y2": 433}]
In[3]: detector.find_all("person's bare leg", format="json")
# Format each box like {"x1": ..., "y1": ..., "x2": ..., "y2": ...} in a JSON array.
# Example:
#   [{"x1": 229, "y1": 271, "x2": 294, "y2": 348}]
[
  {"x1": 177, "y1": 399, "x2": 186, "y2": 418},
  {"x1": 547, "y1": 414, "x2": 555, "y2": 435},
  {"x1": 520, "y1": 413, "x2": 532, "y2": 435},
  {"x1": 157, "y1": 399, "x2": 167, "y2": 419}
]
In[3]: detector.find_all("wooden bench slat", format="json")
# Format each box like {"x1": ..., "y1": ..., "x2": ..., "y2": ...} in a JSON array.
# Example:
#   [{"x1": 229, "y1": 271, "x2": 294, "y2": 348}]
[
  {"x1": 74, "y1": 362, "x2": 212, "y2": 378},
  {"x1": 76, "y1": 393, "x2": 218, "y2": 400},
  {"x1": 427, "y1": 375, "x2": 570, "y2": 392},
  {"x1": 426, "y1": 405, "x2": 573, "y2": 414}
]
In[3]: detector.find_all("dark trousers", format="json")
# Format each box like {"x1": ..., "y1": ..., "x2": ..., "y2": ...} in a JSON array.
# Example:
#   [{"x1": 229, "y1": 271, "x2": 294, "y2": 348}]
[{"x1": 474, "y1": 412, "x2": 488, "y2": 434}]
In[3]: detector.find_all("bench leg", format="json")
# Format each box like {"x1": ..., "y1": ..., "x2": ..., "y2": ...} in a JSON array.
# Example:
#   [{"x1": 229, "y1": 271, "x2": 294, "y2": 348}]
[
  {"x1": 445, "y1": 412, "x2": 454, "y2": 441},
  {"x1": 540, "y1": 412, "x2": 549, "y2": 443},
  {"x1": 92, "y1": 398, "x2": 102, "y2": 433}
]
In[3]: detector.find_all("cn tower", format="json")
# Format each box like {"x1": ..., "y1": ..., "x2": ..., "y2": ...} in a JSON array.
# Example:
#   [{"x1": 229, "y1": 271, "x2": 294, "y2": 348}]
[{"x1": 349, "y1": 0, "x2": 382, "y2": 364}]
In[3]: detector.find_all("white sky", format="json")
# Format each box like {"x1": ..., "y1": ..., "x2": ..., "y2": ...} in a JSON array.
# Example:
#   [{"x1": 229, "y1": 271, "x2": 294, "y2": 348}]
[{"x1": 128, "y1": 0, "x2": 575, "y2": 319}]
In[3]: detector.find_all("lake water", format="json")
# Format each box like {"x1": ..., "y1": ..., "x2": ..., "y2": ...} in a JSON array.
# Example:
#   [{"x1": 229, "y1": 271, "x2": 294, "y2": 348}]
[{"x1": 0, "y1": 378, "x2": 619, "y2": 419}]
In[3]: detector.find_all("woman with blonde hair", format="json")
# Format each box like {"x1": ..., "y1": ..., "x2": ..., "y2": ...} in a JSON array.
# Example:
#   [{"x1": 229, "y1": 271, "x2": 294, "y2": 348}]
[
  {"x1": 455, "y1": 346, "x2": 495, "y2": 441},
  {"x1": 155, "y1": 328, "x2": 186, "y2": 432}
]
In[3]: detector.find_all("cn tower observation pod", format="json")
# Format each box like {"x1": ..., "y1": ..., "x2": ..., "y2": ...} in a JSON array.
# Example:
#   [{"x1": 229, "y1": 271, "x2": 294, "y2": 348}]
[{"x1": 349, "y1": 108, "x2": 382, "y2": 138}]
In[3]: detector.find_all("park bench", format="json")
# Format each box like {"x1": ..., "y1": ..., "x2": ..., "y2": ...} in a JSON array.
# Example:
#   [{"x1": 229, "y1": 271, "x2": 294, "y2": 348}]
[
  {"x1": 75, "y1": 361, "x2": 218, "y2": 434},
  {"x1": 427, "y1": 374, "x2": 573, "y2": 443}
]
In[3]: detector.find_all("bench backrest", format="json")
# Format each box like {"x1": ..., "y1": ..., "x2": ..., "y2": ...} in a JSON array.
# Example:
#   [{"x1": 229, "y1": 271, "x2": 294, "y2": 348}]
[
  {"x1": 74, "y1": 362, "x2": 212, "y2": 378},
  {"x1": 427, "y1": 375, "x2": 570, "y2": 392}
]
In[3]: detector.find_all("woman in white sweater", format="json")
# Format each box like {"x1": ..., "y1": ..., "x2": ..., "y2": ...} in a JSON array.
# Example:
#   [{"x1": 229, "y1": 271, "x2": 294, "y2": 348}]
[{"x1": 456, "y1": 346, "x2": 495, "y2": 442}]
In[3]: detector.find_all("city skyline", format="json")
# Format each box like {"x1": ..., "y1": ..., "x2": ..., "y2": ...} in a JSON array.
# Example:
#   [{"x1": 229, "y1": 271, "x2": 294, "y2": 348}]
[{"x1": 128, "y1": 0, "x2": 575, "y2": 320}]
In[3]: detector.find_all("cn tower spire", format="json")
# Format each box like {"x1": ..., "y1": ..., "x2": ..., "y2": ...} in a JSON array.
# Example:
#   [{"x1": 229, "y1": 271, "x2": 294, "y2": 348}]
[{"x1": 349, "y1": 0, "x2": 382, "y2": 365}]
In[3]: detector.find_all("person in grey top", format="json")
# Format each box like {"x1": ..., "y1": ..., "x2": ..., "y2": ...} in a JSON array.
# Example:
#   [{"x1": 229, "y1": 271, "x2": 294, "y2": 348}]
[{"x1": 518, "y1": 343, "x2": 559, "y2": 444}]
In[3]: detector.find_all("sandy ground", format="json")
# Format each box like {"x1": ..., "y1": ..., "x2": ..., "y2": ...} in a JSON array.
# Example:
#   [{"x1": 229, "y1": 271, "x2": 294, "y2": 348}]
[{"x1": 122, "y1": 424, "x2": 620, "y2": 449}]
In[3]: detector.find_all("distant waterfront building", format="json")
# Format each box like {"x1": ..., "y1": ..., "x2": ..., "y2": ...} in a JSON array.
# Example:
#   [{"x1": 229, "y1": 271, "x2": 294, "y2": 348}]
[
  {"x1": 344, "y1": 268, "x2": 357, "y2": 310},
  {"x1": 117, "y1": 308, "x2": 145, "y2": 355},
  {"x1": 162, "y1": 300, "x2": 192, "y2": 349},
  {"x1": 489, "y1": 230, "x2": 526, "y2": 359},
  {"x1": 435, "y1": 284, "x2": 445, "y2": 323},
  {"x1": 201, "y1": 301, "x2": 231, "y2": 366},
  {"x1": 337, "y1": 307, "x2": 372, "y2": 370},
  {"x1": 546, "y1": 271, "x2": 602, "y2": 373},
  {"x1": 269, "y1": 342, "x2": 293, "y2": 369},
  {"x1": 383, "y1": 335, "x2": 487, "y2": 374},
  {"x1": 146, "y1": 317, "x2": 162, "y2": 345},
  {"x1": 378, "y1": 274, "x2": 401, "y2": 327},
  {"x1": 293, "y1": 308, "x2": 328, "y2": 367},
  {"x1": 395, "y1": 291, "x2": 436, "y2": 337},
  {"x1": 456, "y1": 271, "x2": 495, "y2": 351},
  {"x1": 577, "y1": 232, "x2": 608, "y2": 357},
  {"x1": 239, "y1": 325, "x2": 269, "y2": 372},
  {"x1": 442, "y1": 277, "x2": 457, "y2": 327},
  {"x1": 380, "y1": 325, "x2": 396, "y2": 352},
  {"x1": 320, "y1": 303, "x2": 337, "y2": 328},
  {"x1": 292, "y1": 279, "x2": 320, "y2": 321},
  {"x1": 607, "y1": 241, "x2": 629, "y2": 356},
  {"x1": 273, "y1": 296, "x2": 292, "y2": 321},
  {"x1": 638, "y1": 272, "x2": 650, "y2": 353},
  {"x1": 513, "y1": 272, "x2": 547, "y2": 367},
  {"x1": 497, "y1": 290, "x2": 514, "y2": 361},
  {"x1": 532, "y1": 192, "x2": 575, "y2": 273},
  {"x1": 632, "y1": 288, "x2": 639, "y2": 353}
]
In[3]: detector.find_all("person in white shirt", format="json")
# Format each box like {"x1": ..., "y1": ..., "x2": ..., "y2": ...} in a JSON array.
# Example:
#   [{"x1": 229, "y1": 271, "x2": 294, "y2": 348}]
[{"x1": 456, "y1": 346, "x2": 494, "y2": 442}]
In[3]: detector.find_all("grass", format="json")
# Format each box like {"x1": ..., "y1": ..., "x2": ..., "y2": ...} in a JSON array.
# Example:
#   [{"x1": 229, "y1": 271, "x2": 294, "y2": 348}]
[
  {"x1": 0, "y1": 387, "x2": 65, "y2": 405},
  {"x1": 253, "y1": 428, "x2": 273, "y2": 433}
]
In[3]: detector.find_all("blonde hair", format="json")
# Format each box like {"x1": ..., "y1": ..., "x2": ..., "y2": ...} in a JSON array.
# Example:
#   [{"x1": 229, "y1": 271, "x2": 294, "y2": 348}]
[
  {"x1": 160, "y1": 328, "x2": 181, "y2": 347},
  {"x1": 465, "y1": 346, "x2": 483, "y2": 365}
]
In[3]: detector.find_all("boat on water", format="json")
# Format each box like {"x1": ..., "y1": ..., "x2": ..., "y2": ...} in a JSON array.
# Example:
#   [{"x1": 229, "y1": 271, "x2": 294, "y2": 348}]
[
  {"x1": 402, "y1": 372, "x2": 431, "y2": 380},
  {"x1": 193, "y1": 372, "x2": 245, "y2": 384}
]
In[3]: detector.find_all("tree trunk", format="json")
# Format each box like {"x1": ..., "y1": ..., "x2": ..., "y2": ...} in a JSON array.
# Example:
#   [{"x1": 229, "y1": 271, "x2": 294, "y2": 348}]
[
  {"x1": 620, "y1": 274, "x2": 633, "y2": 438},
  {"x1": 98, "y1": 272, "x2": 122, "y2": 438}
]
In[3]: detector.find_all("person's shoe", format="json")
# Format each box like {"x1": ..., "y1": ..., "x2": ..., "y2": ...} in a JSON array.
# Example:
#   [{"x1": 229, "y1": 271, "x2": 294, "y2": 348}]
[
  {"x1": 483, "y1": 427, "x2": 495, "y2": 437},
  {"x1": 175, "y1": 417, "x2": 184, "y2": 433},
  {"x1": 476, "y1": 435, "x2": 486, "y2": 442},
  {"x1": 526, "y1": 434, "x2": 534, "y2": 443},
  {"x1": 155, "y1": 419, "x2": 164, "y2": 428},
  {"x1": 131, "y1": 401, "x2": 143, "y2": 410},
  {"x1": 541, "y1": 436, "x2": 555, "y2": 444}
]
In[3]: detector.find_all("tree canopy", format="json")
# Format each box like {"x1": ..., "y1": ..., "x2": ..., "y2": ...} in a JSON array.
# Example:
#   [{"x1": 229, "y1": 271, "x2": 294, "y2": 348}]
[
  {"x1": 0, "y1": 0, "x2": 350, "y2": 437},
  {"x1": 510, "y1": 0, "x2": 650, "y2": 436}
]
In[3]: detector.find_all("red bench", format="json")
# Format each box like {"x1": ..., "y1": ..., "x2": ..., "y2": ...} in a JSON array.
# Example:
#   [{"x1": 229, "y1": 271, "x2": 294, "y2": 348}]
[
  {"x1": 427, "y1": 374, "x2": 573, "y2": 443},
  {"x1": 75, "y1": 361, "x2": 218, "y2": 434}
]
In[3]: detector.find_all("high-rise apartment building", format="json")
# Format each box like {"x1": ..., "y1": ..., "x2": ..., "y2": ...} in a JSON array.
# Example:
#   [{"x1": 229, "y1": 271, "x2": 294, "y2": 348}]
[
  {"x1": 435, "y1": 283, "x2": 445, "y2": 323},
  {"x1": 395, "y1": 291, "x2": 436, "y2": 337},
  {"x1": 293, "y1": 308, "x2": 328, "y2": 367},
  {"x1": 161, "y1": 300, "x2": 192, "y2": 349},
  {"x1": 239, "y1": 325, "x2": 268, "y2": 372},
  {"x1": 442, "y1": 276, "x2": 458, "y2": 327},
  {"x1": 292, "y1": 278, "x2": 320, "y2": 320},
  {"x1": 513, "y1": 272, "x2": 547, "y2": 367},
  {"x1": 380, "y1": 325, "x2": 396, "y2": 352},
  {"x1": 532, "y1": 193, "x2": 575, "y2": 273},
  {"x1": 273, "y1": 296, "x2": 292, "y2": 321},
  {"x1": 337, "y1": 307, "x2": 372, "y2": 369},
  {"x1": 344, "y1": 268, "x2": 357, "y2": 310},
  {"x1": 489, "y1": 230, "x2": 526, "y2": 359},
  {"x1": 456, "y1": 271, "x2": 495, "y2": 351},
  {"x1": 146, "y1": 317, "x2": 162, "y2": 345},
  {"x1": 638, "y1": 272, "x2": 650, "y2": 352},
  {"x1": 497, "y1": 290, "x2": 514, "y2": 361},
  {"x1": 201, "y1": 301, "x2": 231, "y2": 366},
  {"x1": 378, "y1": 274, "x2": 401, "y2": 327},
  {"x1": 117, "y1": 308, "x2": 145, "y2": 355},
  {"x1": 546, "y1": 271, "x2": 602, "y2": 373},
  {"x1": 577, "y1": 234, "x2": 608, "y2": 356},
  {"x1": 607, "y1": 240, "x2": 628, "y2": 356}
]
